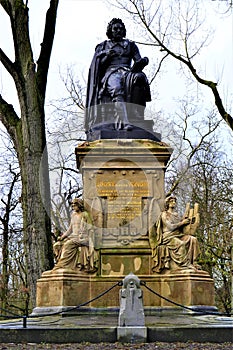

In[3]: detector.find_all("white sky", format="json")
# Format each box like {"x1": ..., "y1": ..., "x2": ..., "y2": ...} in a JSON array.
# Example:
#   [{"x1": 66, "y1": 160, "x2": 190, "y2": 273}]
[
  {"x1": 0, "y1": 0, "x2": 232, "y2": 220},
  {"x1": 0, "y1": 0, "x2": 232, "y2": 134}
]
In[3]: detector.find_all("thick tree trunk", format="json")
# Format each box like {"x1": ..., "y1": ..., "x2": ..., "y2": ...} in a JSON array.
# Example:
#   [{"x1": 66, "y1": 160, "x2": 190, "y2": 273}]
[
  {"x1": 18, "y1": 86, "x2": 54, "y2": 304},
  {"x1": 0, "y1": 0, "x2": 59, "y2": 306}
]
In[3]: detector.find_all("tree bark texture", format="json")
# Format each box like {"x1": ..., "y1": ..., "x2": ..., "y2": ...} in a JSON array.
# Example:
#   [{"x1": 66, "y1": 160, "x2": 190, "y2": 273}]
[{"x1": 0, "y1": 0, "x2": 59, "y2": 306}]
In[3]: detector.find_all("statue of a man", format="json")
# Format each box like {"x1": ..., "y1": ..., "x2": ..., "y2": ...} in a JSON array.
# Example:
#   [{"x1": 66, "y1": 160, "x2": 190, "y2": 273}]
[
  {"x1": 85, "y1": 18, "x2": 151, "y2": 132},
  {"x1": 149, "y1": 196, "x2": 201, "y2": 273},
  {"x1": 53, "y1": 198, "x2": 98, "y2": 273}
]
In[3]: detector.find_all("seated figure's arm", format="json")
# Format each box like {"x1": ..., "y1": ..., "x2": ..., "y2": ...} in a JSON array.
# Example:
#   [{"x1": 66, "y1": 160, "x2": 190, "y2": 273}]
[
  {"x1": 130, "y1": 41, "x2": 149, "y2": 72},
  {"x1": 161, "y1": 212, "x2": 190, "y2": 232},
  {"x1": 59, "y1": 221, "x2": 72, "y2": 240},
  {"x1": 94, "y1": 42, "x2": 116, "y2": 65},
  {"x1": 131, "y1": 41, "x2": 142, "y2": 62}
]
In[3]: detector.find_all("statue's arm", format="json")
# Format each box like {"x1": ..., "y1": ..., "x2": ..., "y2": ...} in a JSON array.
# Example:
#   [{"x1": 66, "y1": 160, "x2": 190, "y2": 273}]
[
  {"x1": 59, "y1": 221, "x2": 72, "y2": 240},
  {"x1": 131, "y1": 41, "x2": 142, "y2": 62},
  {"x1": 161, "y1": 212, "x2": 189, "y2": 232},
  {"x1": 130, "y1": 41, "x2": 149, "y2": 72},
  {"x1": 93, "y1": 42, "x2": 112, "y2": 65}
]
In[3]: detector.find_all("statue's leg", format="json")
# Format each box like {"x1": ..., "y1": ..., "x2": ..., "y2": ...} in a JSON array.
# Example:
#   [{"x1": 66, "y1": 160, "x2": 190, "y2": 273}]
[
  {"x1": 100, "y1": 95, "x2": 115, "y2": 126},
  {"x1": 107, "y1": 72, "x2": 132, "y2": 130},
  {"x1": 53, "y1": 240, "x2": 63, "y2": 263},
  {"x1": 130, "y1": 73, "x2": 148, "y2": 119},
  {"x1": 114, "y1": 96, "x2": 133, "y2": 131}
]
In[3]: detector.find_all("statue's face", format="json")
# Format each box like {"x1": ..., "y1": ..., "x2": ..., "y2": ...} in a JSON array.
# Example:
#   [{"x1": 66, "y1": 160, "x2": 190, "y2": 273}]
[
  {"x1": 168, "y1": 198, "x2": 177, "y2": 209},
  {"x1": 111, "y1": 23, "x2": 124, "y2": 41},
  {"x1": 71, "y1": 202, "x2": 81, "y2": 212}
]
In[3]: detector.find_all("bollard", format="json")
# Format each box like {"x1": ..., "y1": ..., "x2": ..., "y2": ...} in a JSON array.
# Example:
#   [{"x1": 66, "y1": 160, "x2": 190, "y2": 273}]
[
  {"x1": 117, "y1": 273, "x2": 147, "y2": 343},
  {"x1": 23, "y1": 315, "x2": 27, "y2": 328}
]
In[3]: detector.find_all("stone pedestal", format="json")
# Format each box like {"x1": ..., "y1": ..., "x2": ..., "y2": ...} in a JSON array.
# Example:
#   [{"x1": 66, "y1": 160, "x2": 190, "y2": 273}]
[
  {"x1": 75, "y1": 139, "x2": 171, "y2": 278},
  {"x1": 34, "y1": 269, "x2": 215, "y2": 313},
  {"x1": 33, "y1": 139, "x2": 216, "y2": 314},
  {"x1": 76, "y1": 139, "x2": 171, "y2": 242}
]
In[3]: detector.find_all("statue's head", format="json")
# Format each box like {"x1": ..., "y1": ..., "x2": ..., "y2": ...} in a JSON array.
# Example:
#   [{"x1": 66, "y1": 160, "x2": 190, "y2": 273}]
[
  {"x1": 165, "y1": 195, "x2": 177, "y2": 210},
  {"x1": 71, "y1": 198, "x2": 84, "y2": 211},
  {"x1": 106, "y1": 18, "x2": 126, "y2": 39}
]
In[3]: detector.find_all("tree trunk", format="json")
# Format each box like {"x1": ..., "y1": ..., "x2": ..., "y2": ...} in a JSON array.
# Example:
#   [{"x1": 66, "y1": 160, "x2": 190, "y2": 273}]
[
  {"x1": 18, "y1": 78, "x2": 54, "y2": 305},
  {"x1": 0, "y1": 0, "x2": 59, "y2": 306}
]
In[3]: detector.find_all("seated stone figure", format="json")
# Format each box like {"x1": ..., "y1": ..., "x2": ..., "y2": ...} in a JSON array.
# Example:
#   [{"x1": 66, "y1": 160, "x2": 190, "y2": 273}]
[
  {"x1": 85, "y1": 18, "x2": 151, "y2": 132},
  {"x1": 53, "y1": 198, "x2": 98, "y2": 273},
  {"x1": 149, "y1": 196, "x2": 201, "y2": 273}
]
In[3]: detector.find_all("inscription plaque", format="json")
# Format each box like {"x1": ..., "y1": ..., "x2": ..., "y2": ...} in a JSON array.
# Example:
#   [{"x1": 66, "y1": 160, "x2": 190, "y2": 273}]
[{"x1": 96, "y1": 171, "x2": 149, "y2": 229}]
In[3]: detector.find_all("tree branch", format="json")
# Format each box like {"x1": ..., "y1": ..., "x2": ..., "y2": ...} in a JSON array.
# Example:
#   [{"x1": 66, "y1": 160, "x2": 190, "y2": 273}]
[
  {"x1": 0, "y1": 0, "x2": 11, "y2": 15},
  {"x1": 117, "y1": 0, "x2": 233, "y2": 131},
  {"x1": 36, "y1": 0, "x2": 59, "y2": 100},
  {"x1": 0, "y1": 48, "x2": 18, "y2": 80},
  {"x1": 0, "y1": 94, "x2": 21, "y2": 146}
]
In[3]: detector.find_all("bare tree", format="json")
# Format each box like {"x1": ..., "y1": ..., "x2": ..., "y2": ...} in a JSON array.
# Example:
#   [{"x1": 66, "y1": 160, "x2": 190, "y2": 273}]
[
  {"x1": 108, "y1": 0, "x2": 233, "y2": 131},
  {"x1": 168, "y1": 136, "x2": 232, "y2": 314},
  {"x1": 46, "y1": 107, "x2": 84, "y2": 241},
  {"x1": 165, "y1": 102, "x2": 222, "y2": 196},
  {"x1": 0, "y1": 0, "x2": 59, "y2": 305},
  {"x1": 0, "y1": 130, "x2": 27, "y2": 315},
  {"x1": 0, "y1": 167, "x2": 20, "y2": 314}
]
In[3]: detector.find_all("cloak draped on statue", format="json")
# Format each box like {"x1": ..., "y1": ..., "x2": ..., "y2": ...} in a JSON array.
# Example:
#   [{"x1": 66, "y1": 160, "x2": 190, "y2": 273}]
[
  {"x1": 149, "y1": 211, "x2": 200, "y2": 273},
  {"x1": 84, "y1": 39, "x2": 151, "y2": 132}
]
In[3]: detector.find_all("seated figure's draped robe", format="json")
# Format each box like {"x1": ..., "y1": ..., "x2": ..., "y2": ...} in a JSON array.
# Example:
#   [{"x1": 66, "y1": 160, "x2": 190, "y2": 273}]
[{"x1": 150, "y1": 211, "x2": 200, "y2": 273}]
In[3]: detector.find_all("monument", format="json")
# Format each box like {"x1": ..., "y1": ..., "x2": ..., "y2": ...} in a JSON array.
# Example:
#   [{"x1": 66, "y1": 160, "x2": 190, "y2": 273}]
[{"x1": 33, "y1": 18, "x2": 216, "y2": 315}]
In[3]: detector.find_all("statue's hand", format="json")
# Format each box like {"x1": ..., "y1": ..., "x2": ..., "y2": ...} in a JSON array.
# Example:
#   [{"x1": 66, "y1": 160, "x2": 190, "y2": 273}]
[
  {"x1": 131, "y1": 57, "x2": 149, "y2": 73},
  {"x1": 142, "y1": 57, "x2": 149, "y2": 65},
  {"x1": 182, "y1": 218, "x2": 190, "y2": 226},
  {"x1": 107, "y1": 49, "x2": 116, "y2": 57},
  {"x1": 58, "y1": 233, "x2": 68, "y2": 241}
]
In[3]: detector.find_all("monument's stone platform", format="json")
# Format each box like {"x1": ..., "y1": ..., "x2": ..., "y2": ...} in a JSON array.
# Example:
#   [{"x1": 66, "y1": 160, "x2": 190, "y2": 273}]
[
  {"x1": 0, "y1": 312, "x2": 232, "y2": 344},
  {"x1": 34, "y1": 269, "x2": 215, "y2": 312}
]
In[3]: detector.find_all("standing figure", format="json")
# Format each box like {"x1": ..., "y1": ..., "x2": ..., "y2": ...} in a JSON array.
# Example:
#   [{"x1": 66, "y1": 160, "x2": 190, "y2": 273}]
[
  {"x1": 149, "y1": 196, "x2": 201, "y2": 273},
  {"x1": 85, "y1": 18, "x2": 151, "y2": 132},
  {"x1": 53, "y1": 198, "x2": 98, "y2": 273}
]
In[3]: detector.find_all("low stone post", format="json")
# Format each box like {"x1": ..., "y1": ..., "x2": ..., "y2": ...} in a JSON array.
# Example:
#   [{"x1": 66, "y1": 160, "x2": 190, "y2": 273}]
[{"x1": 117, "y1": 273, "x2": 147, "y2": 343}]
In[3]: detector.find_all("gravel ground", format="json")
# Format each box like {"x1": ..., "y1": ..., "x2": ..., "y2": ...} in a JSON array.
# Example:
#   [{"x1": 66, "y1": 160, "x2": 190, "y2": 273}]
[{"x1": 0, "y1": 343, "x2": 232, "y2": 349}]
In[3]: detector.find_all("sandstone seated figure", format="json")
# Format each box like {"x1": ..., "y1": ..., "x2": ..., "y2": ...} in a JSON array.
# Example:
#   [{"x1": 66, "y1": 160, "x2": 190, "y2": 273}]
[
  {"x1": 149, "y1": 196, "x2": 201, "y2": 273},
  {"x1": 53, "y1": 198, "x2": 98, "y2": 273}
]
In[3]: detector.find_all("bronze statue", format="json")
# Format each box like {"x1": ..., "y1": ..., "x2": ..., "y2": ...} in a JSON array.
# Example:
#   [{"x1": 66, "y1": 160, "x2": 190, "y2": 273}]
[
  {"x1": 85, "y1": 18, "x2": 151, "y2": 133},
  {"x1": 149, "y1": 196, "x2": 201, "y2": 273},
  {"x1": 53, "y1": 198, "x2": 98, "y2": 273}
]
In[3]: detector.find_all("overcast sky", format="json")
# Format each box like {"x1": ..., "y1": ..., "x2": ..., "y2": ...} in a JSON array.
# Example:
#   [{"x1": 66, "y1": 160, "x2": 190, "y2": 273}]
[
  {"x1": 0, "y1": 0, "x2": 232, "y2": 129},
  {"x1": 0, "y1": 0, "x2": 232, "y2": 219}
]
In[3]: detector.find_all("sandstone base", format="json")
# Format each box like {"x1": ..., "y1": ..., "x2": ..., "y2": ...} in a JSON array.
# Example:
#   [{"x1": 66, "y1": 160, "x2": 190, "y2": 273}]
[{"x1": 34, "y1": 269, "x2": 216, "y2": 314}]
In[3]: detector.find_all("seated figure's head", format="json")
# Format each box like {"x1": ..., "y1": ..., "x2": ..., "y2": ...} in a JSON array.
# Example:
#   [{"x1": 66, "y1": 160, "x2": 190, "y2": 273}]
[
  {"x1": 165, "y1": 196, "x2": 177, "y2": 210},
  {"x1": 71, "y1": 198, "x2": 84, "y2": 212},
  {"x1": 106, "y1": 18, "x2": 126, "y2": 39}
]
